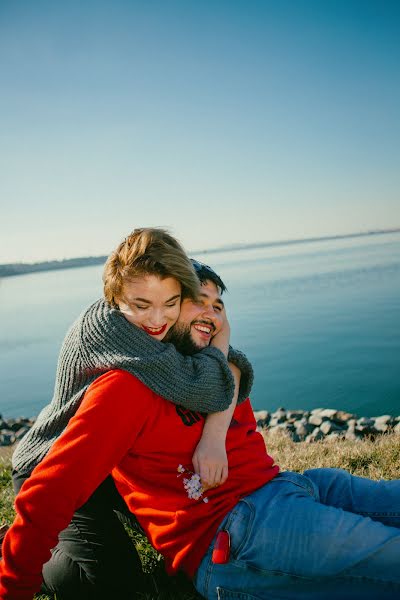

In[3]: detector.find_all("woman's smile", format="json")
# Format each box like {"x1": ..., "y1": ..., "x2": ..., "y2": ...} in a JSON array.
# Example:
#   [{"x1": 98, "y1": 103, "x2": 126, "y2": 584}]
[{"x1": 141, "y1": 323, "x2": 168, "y2": 336}]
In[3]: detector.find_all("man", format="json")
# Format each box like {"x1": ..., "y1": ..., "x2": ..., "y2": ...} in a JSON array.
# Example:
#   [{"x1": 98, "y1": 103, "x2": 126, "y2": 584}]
[
  {"x1": 1, "y1": 262, "x2": 400, "y2": 600},
  {"x1": 167, "y1": 261, "x2": 400, "y2": 599}
]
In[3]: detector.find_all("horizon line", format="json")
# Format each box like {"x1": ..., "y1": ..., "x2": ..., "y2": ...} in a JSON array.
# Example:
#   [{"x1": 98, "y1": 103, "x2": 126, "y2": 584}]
[{"x1": 2, "y1": 227, "x2": 400, "y2": 269}]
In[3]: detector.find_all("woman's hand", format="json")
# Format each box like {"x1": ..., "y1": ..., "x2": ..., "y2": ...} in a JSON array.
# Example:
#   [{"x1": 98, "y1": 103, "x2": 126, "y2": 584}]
[
  {"x1": 210, "y1": 307, "x2": 230, "y2": 358},
  {"x1": 192, "y1": 361, "x2": 241, "y2": 489}
]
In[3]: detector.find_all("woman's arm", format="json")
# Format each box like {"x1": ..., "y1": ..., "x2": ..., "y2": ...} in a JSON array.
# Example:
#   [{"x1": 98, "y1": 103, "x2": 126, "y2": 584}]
[
  {"x1": 227, "y1": 346, "x2": 254, "y2": 403},
  {"x1": 191, "y1": 305, "x2": 239, "y2": 487},
  {"x1": 192, "y1": 362, "x2": 241, "y2": 488},
  {"x1": 77, "y1": 299, "x2": 236, "y2": 413},
  {"x1": 190, "y1": 299, "x2": 254, "y2": 487}
]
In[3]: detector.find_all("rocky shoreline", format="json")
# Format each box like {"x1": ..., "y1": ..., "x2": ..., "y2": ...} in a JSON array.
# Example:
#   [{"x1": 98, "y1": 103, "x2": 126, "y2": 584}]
[
  {"x1": 0, "y1": 416, "x2": 36, "y2": 447},
  {"x1": 254, "y1": 407, "x2": 400, "y2": 442},
  {"x1": 2, "y1": 409, "x2": 400, "y2": 447}
]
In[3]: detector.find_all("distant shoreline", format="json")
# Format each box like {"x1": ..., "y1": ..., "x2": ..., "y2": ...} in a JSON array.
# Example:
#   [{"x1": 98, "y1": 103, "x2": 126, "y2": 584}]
[{"x1": 1, "y1": 227, "x2": 399, "y2": 279}]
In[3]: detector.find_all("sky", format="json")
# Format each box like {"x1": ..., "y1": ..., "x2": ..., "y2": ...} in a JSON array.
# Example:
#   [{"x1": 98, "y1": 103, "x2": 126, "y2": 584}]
[{"x1": 1, "y1": 0, "x2": 399, "y2": 263}]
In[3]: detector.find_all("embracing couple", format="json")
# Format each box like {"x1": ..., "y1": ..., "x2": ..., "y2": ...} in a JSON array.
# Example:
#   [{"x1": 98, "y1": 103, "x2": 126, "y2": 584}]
[{"x1": 1, "y1": 228, "x2": 400, "y2": 600}]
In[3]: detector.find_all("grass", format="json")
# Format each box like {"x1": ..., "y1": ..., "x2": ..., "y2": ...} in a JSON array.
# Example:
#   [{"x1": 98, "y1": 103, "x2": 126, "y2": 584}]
[{"x1": 1, "y1": 431, "x2": 400, "y2": 599}]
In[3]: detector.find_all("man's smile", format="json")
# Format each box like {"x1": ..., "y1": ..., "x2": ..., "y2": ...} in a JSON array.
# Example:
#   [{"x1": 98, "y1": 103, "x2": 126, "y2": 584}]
[{"x1": 192, "y1": 320, "x2": 215, "y2": 339}]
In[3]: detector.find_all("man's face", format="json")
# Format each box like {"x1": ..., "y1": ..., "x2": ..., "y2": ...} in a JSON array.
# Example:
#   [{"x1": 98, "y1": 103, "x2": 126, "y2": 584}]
[{"x1": 166, "y1": 280, "x2": 225, "y2": 353}]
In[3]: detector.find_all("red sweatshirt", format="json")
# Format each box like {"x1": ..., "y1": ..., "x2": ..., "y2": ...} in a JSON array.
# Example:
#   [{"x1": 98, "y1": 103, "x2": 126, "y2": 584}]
[{"x1": 0, "y1": 370, "x2": 278, "y2": 599}]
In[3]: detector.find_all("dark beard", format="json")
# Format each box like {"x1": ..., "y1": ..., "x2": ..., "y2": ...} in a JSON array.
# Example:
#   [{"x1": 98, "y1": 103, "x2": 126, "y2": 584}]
[{"x1": 164, "y1": 323, "x2": 202, "y2": 355}]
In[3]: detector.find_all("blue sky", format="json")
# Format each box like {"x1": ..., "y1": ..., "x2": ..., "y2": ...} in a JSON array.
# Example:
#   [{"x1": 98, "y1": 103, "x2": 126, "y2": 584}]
[{"x1": 1, "y1": 0, "x2": 399, "y2": 263}]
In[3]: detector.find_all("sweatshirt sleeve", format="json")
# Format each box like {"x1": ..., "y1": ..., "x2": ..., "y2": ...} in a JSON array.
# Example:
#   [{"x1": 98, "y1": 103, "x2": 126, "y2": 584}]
[
  {"x1": 0, "y1": 370, "x2": 153, "y2": 600},
  {"x1": 227, "y1": 347, "x2": 254, "y2": 404},
  {"x1": 75, "y1": 300, "x2": 235, "y2": 413}
]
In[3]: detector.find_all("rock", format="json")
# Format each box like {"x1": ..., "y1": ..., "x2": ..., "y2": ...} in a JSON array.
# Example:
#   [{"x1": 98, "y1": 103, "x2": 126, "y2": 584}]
[
  {"x1": 0, "y1": 431, "x2": 16, "y2": 446},
  {"x1": 325, "y1": 431, "x2": 346, "y2": 442},
  {"x1": 254, "y1": 410, "x2": 270, "y2": 428},
  {"x1": 372, "y1": 421, "x2": 390, "y2": 433},
  {"x1": 345, "y1": 429, "x2": 362, "y2": 441},
  {"x1": 293, "y1": 421, "x2": 308, "y2": 438},
  {"x1": 282, "y1": 423, "x2": 295, "y2": 432},
  {"x1": 357, "y1": 417, "x2": 374, "y2": 427},
  {"x1": 254, "y1": 410, "x2": 269, "y2": 422},
  {"x1": 272, "y1": 423, "x2": 295, "y2": 435},
  {"x1": 271, "y1": 408, "x2": 287, "y2": 423},
  {"x1": 8, "y1": 419, "x2": 30, "y2": 432},
  {"x1": 295, "y1": 419, "x2": 315, "y2": 435},
  {"x1": 318, "y1": 409, "x2": 338, "y2": 419},
  {"x1": 286, "y1": 410, "x2": 305, "y2": 421},
  {"x1": 305, "y1": 427, "x2": 324, "y2": 443},
  {"x1": 373, "y1": 415, "x2": 393, "y2": 424},
  {"x1": 355, "y1": 425, "x2": 371, "y2": 436},
  {"x1": 0, "y1": 417, "x2": 35, "y2": 446},
  {"x1": 308, "y1": 414, "x2": 323, "y2": 427},
  {"x1": 15, "y1": 427, "x2": 30, "y2": 441},
  {"x1": 332, "y1": 410, "x2": 356, "y2": 423},
  {"x1": 320, "y1": 420, "x2": 344, "y2": 435}
]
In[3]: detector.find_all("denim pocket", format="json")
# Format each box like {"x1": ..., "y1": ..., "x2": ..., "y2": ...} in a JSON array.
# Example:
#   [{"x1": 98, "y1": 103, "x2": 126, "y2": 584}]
[
  {"x1": 271, "y1": 471, "x2": 317, "y2": 498},
  {"x1": 224, "y1": 498, "x2": 255, "y2": 559},
  {"x1": 217, "y1": 587, "x2": 263, "y2": 600}
]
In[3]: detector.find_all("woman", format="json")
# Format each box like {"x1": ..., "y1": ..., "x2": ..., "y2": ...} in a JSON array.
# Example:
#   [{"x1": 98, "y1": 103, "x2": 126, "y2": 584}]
[{"x1": 2, "y1": 227, "x2": 252, "y2": 599}]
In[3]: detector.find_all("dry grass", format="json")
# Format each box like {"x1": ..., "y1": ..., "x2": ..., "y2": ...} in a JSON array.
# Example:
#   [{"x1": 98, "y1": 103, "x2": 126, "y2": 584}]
[
  {"x1": 0, "y1": 447, "x2": 15, "y2": 526},
  {"x1": 264, "y1": 429, "x2": 400, "y2": 480}
]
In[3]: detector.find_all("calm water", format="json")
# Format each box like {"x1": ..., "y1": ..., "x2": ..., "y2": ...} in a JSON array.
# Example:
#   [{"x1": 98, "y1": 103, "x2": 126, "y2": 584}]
[{"x1": 1, "y1": 233, "x2": 399, "y2": 419}]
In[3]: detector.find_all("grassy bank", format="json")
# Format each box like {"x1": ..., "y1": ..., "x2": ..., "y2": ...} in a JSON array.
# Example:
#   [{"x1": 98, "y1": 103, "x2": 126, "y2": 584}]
[{"x1": 1, "y1": 432, "x2": 400, "y2": 599}]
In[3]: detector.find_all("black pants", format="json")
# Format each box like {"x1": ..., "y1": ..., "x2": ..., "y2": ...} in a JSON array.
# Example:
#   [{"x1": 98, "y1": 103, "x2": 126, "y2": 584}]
[{"x1": 13, "y1": 472, "x2": 147, "y2": 599}]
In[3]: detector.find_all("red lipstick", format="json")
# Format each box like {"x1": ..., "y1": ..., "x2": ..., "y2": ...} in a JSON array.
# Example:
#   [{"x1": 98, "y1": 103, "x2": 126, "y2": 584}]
[{"x1": 142, "y1": 324, "x2": 168, "y2": 336}]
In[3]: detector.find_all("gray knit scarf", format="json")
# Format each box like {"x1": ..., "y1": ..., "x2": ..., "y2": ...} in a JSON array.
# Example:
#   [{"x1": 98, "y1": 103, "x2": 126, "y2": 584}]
[{"x1": 13, "y1": 299, "x2": 253, "y2": 474}]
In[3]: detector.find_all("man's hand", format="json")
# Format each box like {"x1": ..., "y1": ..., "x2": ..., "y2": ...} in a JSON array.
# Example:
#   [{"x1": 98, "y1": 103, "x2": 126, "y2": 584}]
[
  {"x1": 210, "y1": 307, "x2": 230, "y2": 358},
  {"x1": 192, "y1": 434, "x2": 228, "y2": 489}
]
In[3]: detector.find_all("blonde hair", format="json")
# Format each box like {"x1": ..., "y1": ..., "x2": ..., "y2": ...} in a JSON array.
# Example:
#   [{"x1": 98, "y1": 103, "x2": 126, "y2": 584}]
[{"x1": 103, "y1": 228, "x2": 200, "y2": 307}]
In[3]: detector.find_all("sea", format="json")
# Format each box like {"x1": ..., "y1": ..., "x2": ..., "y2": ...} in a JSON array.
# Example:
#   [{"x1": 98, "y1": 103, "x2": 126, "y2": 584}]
[{"x1": 1, "y1": 232, "x2": 399, "y2": 420}]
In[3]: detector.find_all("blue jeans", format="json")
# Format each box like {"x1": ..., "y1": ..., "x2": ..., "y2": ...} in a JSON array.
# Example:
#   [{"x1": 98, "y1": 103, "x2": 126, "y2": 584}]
[{"x1": 194, "y1": 469, "x2": 400, "y2": 599}]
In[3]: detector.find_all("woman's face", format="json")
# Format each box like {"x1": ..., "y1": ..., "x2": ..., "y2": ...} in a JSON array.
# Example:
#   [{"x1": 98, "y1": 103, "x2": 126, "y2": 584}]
[{"x1": 117, "y1": 275, "x2": 181, "y2": 340}]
